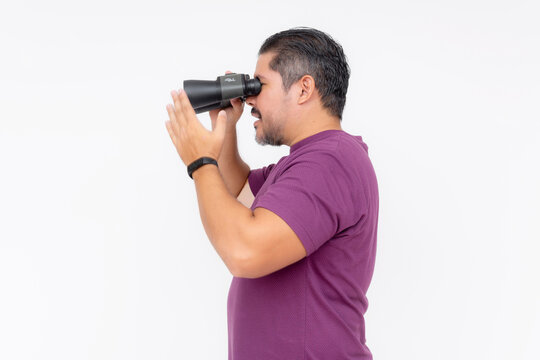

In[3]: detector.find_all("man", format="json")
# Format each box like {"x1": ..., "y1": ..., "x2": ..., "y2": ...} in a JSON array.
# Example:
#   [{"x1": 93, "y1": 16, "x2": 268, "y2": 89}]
[{"x1": 165, "y1": 27, "x2": 379, "y2": 360}]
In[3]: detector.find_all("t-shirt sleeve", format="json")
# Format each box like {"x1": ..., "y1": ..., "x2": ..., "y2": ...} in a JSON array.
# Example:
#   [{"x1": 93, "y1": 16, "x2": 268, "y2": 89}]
[
  {"x1": 248, "y1": 163, "x2": 276, "y2": 196},
  {"x1": 252, "y1": 156, "x2": 359, "y2": 256}
]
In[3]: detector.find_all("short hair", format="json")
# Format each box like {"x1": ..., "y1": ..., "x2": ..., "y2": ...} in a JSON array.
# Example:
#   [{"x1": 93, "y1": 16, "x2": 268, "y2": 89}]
[{"x1": 258, "y1": 27, "x2": 351, "y2": 120}]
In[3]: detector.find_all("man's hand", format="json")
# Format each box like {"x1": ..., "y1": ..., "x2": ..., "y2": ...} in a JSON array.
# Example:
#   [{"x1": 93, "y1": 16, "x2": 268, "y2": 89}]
[
  {"x1": 208, "y1": 70, "x2": 245, "y2": 131},
  {"x1": 165, "y1": 89, "x2": 227, "y2": 166}
]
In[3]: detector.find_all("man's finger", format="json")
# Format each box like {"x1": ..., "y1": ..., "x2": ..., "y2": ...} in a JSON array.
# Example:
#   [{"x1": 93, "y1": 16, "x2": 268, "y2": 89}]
[
  {"x1": 165, "y1": 120, "x2": 177, "y2": 145},
  {"x1": 166, "y1": 103, "x2": 181, "y2": 135},
  {"x1": 178, "y1": 89, "x2": 197, "y2": 122},
  {"x1": 214, "y1": 110, "x2": 227, "y2": 142},
  {"x1": 171, "y1": 90, "x2": 187, "y2": 128}
]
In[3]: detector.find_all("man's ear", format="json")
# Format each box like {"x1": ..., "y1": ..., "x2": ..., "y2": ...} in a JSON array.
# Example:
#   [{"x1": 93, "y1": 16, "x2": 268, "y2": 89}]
[{"x1": 297, "y1": 75, "x2": 316, "y2": 105}]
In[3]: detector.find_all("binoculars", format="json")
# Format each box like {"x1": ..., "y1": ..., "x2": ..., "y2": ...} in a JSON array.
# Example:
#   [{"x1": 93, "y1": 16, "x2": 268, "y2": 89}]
[{"x1": 183, "y1": 73, "x2": 261, "y2": 114}]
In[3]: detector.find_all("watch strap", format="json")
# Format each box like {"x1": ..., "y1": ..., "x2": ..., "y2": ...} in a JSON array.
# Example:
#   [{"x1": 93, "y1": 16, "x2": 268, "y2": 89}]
[{"x1": 187, "y1": 157, "x2": 218, "y2": 179}]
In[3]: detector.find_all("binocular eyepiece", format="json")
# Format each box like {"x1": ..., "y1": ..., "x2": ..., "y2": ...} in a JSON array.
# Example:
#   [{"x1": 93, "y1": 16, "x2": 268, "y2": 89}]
[{"x1": 183, "y1": 73, "x2": 261, "y2": 114}]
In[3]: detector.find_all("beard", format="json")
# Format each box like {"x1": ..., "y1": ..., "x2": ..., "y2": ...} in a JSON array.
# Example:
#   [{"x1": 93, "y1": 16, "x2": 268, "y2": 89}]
[
  {"x1": 251, "y1": 107, "x2": 286, "y2": 146},
  {"x1": 254, "y1": 118, "x2": 286, "y2": 146}
]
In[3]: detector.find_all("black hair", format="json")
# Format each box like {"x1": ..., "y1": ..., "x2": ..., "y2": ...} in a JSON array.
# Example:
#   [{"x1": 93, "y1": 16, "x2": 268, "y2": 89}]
[{"x1": 258, "y1": 27, "x2": 350, "y2": 120}]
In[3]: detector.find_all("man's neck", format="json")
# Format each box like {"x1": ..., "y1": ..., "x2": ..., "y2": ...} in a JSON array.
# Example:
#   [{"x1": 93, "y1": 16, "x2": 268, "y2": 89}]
[{"x1": 288, "y1": 113, "x2": 342, "y2": 147}]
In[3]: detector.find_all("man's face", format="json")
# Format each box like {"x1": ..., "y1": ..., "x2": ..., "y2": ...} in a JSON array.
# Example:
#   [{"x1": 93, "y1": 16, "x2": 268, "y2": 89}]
[{"x1": 246, "y1": 52, "x2": 294, "y2": 146}]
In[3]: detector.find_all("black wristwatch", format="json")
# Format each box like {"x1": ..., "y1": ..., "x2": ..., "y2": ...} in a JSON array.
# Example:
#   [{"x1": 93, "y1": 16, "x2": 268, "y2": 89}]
[{"x1": 187, "y1": 157, "x2": 218, "y2": 179}]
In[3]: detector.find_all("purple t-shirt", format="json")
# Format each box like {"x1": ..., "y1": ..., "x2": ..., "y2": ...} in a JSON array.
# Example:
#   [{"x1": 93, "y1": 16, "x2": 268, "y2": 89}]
[{"x1": 227, "y1": 129, "x2": 379, "y2": 360}]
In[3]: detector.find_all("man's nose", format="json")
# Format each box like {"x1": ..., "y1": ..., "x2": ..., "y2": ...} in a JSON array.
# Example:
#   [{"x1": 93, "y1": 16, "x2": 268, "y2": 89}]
[{"x1": 245, "y1": 95, "x2": 256, "y2": 107}]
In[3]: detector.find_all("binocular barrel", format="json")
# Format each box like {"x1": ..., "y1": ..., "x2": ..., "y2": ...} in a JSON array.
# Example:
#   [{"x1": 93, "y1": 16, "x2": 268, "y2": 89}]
[{"x1": 183, "y1": 73, "x2": 261, "y2": 114}]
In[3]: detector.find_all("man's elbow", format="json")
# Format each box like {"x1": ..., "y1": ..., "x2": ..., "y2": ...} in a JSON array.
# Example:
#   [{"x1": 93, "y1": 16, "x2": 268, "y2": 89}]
[
  {"x1": 230, "y1": 239, "x2": 265, "y2": 279},
  {"x1": 226, "y1": 222, "x2": 261, "y2": 278},
  {"x1": 231, "y1": 246, "x2": 278, "y2": 279},
  {"x1": 229, "y1": 247, "x2": 261, "y2": 279},
  {"x1": 231, "y1": 261, "x2": 263, "y2": 279}
]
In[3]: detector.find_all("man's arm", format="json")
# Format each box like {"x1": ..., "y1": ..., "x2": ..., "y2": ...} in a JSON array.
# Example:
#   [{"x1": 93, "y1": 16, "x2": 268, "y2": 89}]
[
  {"x1": 196, "y1": 105, "x2": 299, "y2": 278},
  {"x1": 192, "y1": 165, "x2": 254, "y2": 276},
  {"x1": 192, "y1": 165, "x2": 306, "y2": 279},
  {"x1": 237, "y1": 207, "x2": 307, "y2": 278},
  {"x1": 167, "y1": 89, "x2": 295, "y2": 277},
  {"x1": 219, "y1": 122, "x2": 254, "y2": 205},
  {"x1": 215, "y1": 110, "x2": 250, "y2": 198}
]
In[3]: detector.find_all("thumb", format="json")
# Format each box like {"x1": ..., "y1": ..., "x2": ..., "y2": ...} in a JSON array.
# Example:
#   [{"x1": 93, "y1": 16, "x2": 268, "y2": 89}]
[{"x1": 214, "y1": 109, "x2": 228, "y2": 140}]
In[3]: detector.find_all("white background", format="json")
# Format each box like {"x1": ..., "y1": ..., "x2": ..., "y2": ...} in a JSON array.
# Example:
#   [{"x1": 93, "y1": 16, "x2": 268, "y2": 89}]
[{"x1": 1, "y1": 0, "x2": 539, "y2": 359}]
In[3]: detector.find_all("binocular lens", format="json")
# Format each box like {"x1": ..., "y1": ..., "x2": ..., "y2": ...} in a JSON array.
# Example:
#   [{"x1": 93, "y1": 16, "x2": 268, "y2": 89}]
[{"x1": 183, "y1": 73, "x2": 261, "y2": 114}]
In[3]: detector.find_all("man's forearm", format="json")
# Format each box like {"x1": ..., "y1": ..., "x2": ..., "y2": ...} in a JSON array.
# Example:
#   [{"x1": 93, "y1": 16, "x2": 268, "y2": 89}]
[
  {"x1": 192, "y1": 163, "x2": 253, "y2": 276},
  {"x1": 218, "y1": 125, "x2": 250, "y2": 197}
]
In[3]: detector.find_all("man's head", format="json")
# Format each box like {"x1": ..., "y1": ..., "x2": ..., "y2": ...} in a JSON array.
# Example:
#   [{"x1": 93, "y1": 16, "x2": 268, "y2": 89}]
[{"x1": 246, "y1": 27, "x2": 350, "y2": 147}]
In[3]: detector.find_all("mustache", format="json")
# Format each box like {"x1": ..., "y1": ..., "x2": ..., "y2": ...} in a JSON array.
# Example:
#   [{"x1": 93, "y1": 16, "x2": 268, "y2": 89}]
[{"x1": 251, "y1": 108, "x2": 262, "y2": 118}]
